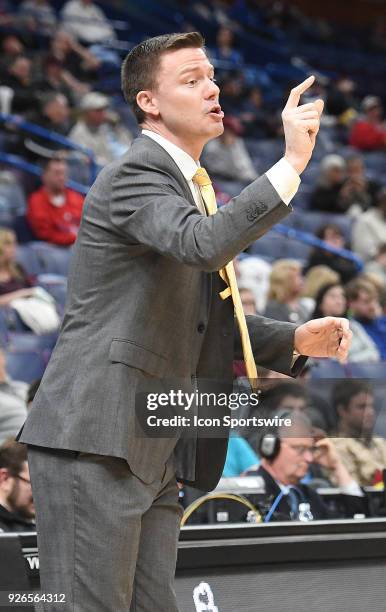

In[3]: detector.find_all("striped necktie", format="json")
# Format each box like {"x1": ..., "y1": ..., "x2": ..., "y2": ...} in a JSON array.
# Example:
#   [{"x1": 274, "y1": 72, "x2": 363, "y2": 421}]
[{"x1": 192, "y1": 166, "x2": 258, "y2": 391}]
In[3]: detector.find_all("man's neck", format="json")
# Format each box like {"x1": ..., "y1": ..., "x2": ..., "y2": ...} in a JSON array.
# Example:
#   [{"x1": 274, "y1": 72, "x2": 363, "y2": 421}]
[
  {"x1": 141, "y1": 121, "x2": 203, "y2": 163},
  {"x1": 0, "y1": 495, "x2": 12, "y2": 513},
  {"x1": 261, "y1": 461, "x2": 293, "y2": 487},
  {"x1": 338, "y1": 423, "x2": 365, "y2": 438},
  {"x1": 45, "y1": 187, "x2": 65, "y2": 198}
]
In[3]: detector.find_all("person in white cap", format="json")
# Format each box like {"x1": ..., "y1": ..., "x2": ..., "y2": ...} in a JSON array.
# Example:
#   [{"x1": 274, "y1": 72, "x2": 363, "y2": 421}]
[
  {"x1": 69, "y1": 91, "x2": 132, "y2": 165},
  {"x1": 310, "y1": 153, "x2": 348, "y2": 212}
]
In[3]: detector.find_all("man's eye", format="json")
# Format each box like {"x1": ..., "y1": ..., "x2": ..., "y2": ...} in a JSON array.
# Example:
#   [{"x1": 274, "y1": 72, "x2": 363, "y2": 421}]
[{"x1": 188, "y1": 79, "x2": 197, "y2": 86}]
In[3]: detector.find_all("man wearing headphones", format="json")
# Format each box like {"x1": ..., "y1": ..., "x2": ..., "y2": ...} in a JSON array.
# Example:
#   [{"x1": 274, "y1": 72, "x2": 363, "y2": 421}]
[{"x1": 246, "y1": 411, "x2": 366, "y2": 521}]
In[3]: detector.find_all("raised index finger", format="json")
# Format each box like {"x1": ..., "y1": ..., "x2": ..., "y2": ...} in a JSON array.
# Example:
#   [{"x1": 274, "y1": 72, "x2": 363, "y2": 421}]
[{"x1": 284, "y1": 75, "x2": 315, "y2": 111}]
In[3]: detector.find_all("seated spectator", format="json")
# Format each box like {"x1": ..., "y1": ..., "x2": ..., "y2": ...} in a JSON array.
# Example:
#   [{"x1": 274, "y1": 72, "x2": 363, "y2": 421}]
[
  {"x1": 18, "y1": 0, "x2": 57, "y2": 36},
  {"x1": 34, "y1": 54, "x2": 89, "y2": 106},
  {"x1": 239, "y1": 285, "x2": 257, "y2": 316},
  {"x1": 305, "y1": 223, "x2": 358, "y2": 283},
  {"x1": 0, "y1": 0, "x2": 15, "y2": 27},
  {"x1": 325, "y1": 77, "x2": 358, "y2": 125},
  {"x1": 0, "y1": 439, "x2": 35, "y2": 532},
  {"x1": 69, "y1": 92, "x2": 132, "y2": 166},
  {"x1": 237, "y1": 255, "x2": 272, "y2": 313},
  {"x1": 214, "y1": 73, "x2": 245, "y2": 116},
  {"x1": 0, "y1": 228, "x2": 35, "y2": 308},
  {"x1": 352, "y1": 187, "x2": 386, "y2": 261},
  {"x1": 346, "y1": 278, "x2": 386, "y2": 359},
  {"x1": 302, "y1": 265, "x2": 340, "y2": 303},
  {"x1": 365, "y1": 243, "x2": 386, "y2": 285},
  {"x1": 0, "y1": 228, "x2": 59, "y2": 334},
  {"x1": 312, "y1": 282, "x2": 380, "y2": 363},
  {"x1": 61, "y1": 0, "x2": 117, "y2": 44},
  {"x1": 349, "y1": 95, "x2": 386, "y2": 151},
  {"x1": 239, "y1": 86, "x2": 274, "y2": 139},
  {"x1": 210, "y1": 26, "x2": 244, "y2": 66},
  {"x1": 27, "y1": 157, "x2": 84, "y2": 246},
  {"x1": 222, "y1": 435, "x2": 259, "y2": 477},
  {"x1": 264, "y1": 260, "x2": 310, "y2": 324},
  {"x1": 331, "y1": 381, "x2": 386, "y2": 487},
  {"x1": 246, "y1": 412, "x2": 365, "y2": 521},
  {"x1": 248, "y1": 380, "x2": 333, "y2": 452},
  {"x1": 343, "y1": 154, "x2": 380, "y2": 213},
  {"x1": 48, "y1": 29, "x2": 101, "y2": 83},
  {"x1": 0, "y1": 349, "x2": 28, "y2": 445},
  {"x1": 1, "y1": 55, "x2": 37, "y2": 116},
  {"x1": 0, "y1": 34, "x2": 25, "y2": 73},
  {"x1": 23, "y1": 92, "x2": 72, "y2": 159},
  {"x1": 202, "y1": 115, "x2": 257, "y2": 183},
  {"x1": 309, "y1": 154, "x2": 349, "y2": 213}
]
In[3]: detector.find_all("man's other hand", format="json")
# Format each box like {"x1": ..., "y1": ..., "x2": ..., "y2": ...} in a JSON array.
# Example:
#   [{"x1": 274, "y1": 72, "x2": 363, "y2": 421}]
[
  {"x1": 282, "y1": 75, "x2": 324, "y2": 175},
  {"x1": 294, "y1": 317, "x2": 352, "y2": 363}
]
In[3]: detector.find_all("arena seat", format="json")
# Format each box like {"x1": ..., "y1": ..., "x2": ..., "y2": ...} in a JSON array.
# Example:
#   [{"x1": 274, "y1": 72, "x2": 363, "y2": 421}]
[
  {"x1": 5, "y1": 349, "x2": 46, "y2": 383},
  {"x1": 29, "y1": 242, "x2": 73, "y2": 276},
  {"x1": 310, "y1": 359, "x2": 348, "y2": 378},
  {"x1": 16, "y1": 244, "x2": 45, "y2": 276},
  {"x1": 348, "y1": 362, "x2": 386, "y2": 379}
]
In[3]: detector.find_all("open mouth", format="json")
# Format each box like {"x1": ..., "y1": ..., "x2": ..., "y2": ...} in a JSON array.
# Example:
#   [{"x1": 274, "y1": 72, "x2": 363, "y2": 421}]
[{"x1": 208, "y1": 104, "x2": 224, "y2": 118}]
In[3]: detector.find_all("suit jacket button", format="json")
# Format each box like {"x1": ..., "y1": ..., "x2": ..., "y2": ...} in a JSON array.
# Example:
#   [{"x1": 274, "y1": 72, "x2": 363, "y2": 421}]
[{"x1": 197, "y1": 323, "x2": 206, "y2": 333}]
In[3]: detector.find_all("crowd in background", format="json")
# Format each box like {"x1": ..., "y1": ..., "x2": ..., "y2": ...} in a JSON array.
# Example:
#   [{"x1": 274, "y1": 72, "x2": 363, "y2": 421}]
[{"x1": 1, "y1": 0, "x2": 386, "y2": 529}]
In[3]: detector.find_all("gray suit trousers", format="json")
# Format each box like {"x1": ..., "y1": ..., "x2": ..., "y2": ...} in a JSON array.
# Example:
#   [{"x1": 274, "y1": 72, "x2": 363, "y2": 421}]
[{"x1": 27, "y1": 446, "x2": 183, "y2": 612}]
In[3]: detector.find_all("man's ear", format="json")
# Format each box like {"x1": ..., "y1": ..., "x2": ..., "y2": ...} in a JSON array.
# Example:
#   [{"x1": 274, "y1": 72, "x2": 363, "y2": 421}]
[
  {"x1": 0, "y1": 467, "x2": 10, "y2": 485},
  {"x1": 336, "y1": 403, "x2": 346, "y2": 420},
  {"x1": 136, "y1": 90, "x2": 160, "y2": 119}
]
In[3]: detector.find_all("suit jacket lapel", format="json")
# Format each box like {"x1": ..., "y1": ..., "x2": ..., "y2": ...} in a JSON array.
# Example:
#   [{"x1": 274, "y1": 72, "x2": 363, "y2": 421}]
[{"x1": 138, "y1": 134, "x2": 198, "y2": 209}]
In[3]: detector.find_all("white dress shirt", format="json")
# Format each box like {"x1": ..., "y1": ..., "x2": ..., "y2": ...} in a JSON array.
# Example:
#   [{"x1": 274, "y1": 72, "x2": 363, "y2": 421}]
[{"x1": 142, "y1": 129, "x2": 300, "y2": 210}]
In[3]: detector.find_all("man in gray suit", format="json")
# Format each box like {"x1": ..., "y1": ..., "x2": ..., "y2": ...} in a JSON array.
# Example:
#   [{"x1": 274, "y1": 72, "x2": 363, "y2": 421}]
[{"x1": 17, "y1": 32, "x2": 351, "y2": 611}]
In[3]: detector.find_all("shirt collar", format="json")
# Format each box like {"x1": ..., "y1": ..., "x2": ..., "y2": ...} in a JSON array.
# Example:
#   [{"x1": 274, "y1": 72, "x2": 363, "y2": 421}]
[{"x1": 142, "y1": 129, "x2": 199, "y2": 182}]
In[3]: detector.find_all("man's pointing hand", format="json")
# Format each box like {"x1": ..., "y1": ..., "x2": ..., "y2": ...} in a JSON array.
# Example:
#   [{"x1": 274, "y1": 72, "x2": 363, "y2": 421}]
[{"x1": 282, "y1": 75, "x2": 324, "y2": 175}]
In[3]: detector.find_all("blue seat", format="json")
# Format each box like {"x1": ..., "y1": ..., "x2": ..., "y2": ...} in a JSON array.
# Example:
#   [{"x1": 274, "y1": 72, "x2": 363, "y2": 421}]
[
  {"x1": 37, "y1": 274, "x2": 67, "y2": 308},
  {"x1": 248, "y1": 232, "x2": 285, "y2": 261},
  {"x1": 348, "y1": 362, "x2": 386, "y2": 379},
  {"x1": 30, "y1": 243, "x2": 73, "y2": 276},
  {"x1": 249, "y1": 230, "x2": 311, "y2": 263},
  {"x1": 214, "y1": 180, "x2": 247, "y2": 198},
  {"x1": 6, "y1": 331, "x2": 57, "y2": 352},
  {"x1": 0, "y1": 179, "x2": 26, "y2": 224},
  {"x1": 310, "y1": 359, "x2": 348, "y2": 379},
  {"x1": 291, "y1": 186, "x2": 312, "y2": 210},
  {"x1": 5, "y1": 349, "x2": 46, "y2": 383},
  {"x1": 284, "y1": 239, "x2": 311, "y2": 261},
  {"x1": 16, "y1": 244, "x2": 45, "y2": 276},
  {"x1": 364, "y1": 152, "x2": 386, "y2": 174},
  {"x1": 296, "y1": 212, "x2": 353, "y2": 243}
]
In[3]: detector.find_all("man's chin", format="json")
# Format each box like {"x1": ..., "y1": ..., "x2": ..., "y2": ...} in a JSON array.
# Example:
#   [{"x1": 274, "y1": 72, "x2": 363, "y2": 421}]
[{"x1": 205, "y1": 123, "x2": 224, "y2": 141}]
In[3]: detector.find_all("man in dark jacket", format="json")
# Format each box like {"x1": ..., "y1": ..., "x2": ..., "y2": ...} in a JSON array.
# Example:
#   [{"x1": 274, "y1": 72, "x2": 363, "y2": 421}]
[
  {"x1": 0, "y1": 439, "x2": 35, "y2": 532},
  {"x1": 246, "y1": 411, "x2": 366, "y2": 521}
]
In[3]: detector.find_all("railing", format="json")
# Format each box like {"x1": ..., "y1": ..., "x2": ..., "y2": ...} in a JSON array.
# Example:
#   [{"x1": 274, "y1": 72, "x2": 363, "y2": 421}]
[
  {"x1": 0, "y1": 153, "x2": 88, "y2": 196},
  {"x1": 274, "y1": 223, "x2": 364, "y2": 271},
  {"x1": 0, "y1": 113, "x2": 99, "y2": 185}
]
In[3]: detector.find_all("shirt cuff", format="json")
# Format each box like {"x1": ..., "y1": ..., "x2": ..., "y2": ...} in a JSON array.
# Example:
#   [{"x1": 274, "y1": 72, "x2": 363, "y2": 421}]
[
  {"x1": 291, "y1": 350, "x2": 300, "y2": 369},
  {"x1": 340, "y1": 480, "x2": 364, "y2": 497},
  {"x1": 265, "y1": 157, "x2": 301, "y2": 205}
]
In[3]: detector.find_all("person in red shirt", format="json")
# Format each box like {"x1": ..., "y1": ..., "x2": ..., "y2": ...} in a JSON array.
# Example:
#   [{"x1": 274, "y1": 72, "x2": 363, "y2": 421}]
[
  {"x1": 27, "y1": 158, "x2": 84, "y2": 246},
  {"x1": 349, "y1": 95, "x2": 386, "y2": 151}
]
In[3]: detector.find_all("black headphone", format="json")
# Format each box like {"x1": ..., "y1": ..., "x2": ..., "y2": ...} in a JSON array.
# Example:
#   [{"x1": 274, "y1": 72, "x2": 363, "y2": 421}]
[{"x1": 258, "y1": 410, "x2": 293, "y2": 461}]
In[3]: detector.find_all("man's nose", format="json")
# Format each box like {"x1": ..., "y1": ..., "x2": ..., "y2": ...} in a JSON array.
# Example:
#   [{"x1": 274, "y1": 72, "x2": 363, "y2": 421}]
[
  {"x1": 205, "y1": 77, "x2": 220, "y2": 99},
  {"x1": 304, "y1": 449, "x2": 314, "y2": 462}
]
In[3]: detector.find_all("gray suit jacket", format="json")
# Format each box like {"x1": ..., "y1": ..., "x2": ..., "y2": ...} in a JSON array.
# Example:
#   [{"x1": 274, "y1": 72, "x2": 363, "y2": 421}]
[{"x1": 17, "y1": 134, "x2": 302, "y2": 490}]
